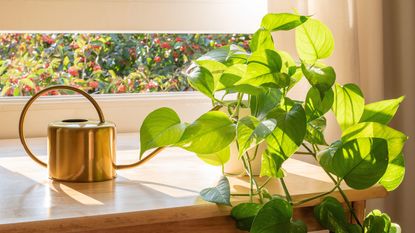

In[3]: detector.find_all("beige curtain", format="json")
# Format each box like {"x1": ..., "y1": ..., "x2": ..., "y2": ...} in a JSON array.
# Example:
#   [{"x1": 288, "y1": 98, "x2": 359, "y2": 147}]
[{"x1": 268, "y1": 0, "x2": 415, "y2": 231}]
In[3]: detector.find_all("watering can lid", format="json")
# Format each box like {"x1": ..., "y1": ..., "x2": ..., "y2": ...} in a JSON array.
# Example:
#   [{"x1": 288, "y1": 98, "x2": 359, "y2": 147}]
[{"x1": 48, "y1": 119, "x2": 115, "y2": 129}]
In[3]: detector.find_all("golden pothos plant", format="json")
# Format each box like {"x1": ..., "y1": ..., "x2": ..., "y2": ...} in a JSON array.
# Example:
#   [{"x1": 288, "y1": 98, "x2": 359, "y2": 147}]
[{"x1": 139, "y1": 13, "x2": 408, "y2": 233}]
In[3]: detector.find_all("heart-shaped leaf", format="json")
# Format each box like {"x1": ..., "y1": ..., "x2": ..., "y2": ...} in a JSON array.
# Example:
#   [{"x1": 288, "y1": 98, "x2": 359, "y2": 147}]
[
  {"x1": 261, "y1": 105, "x2": 306, "y2": 177},
  {"x1": 197, "y1": 44, "x2": 249, "y2": 65},
  {"x1": 325, "y1": 138, "x2": 389, "y2": 189},
  {"x1": 314, "y1": 196, "x2": 361, "y2": 233},
  {"x1": 260, "y1": 149, "x2": 285, "y2": 178},
  {"x1": 251, "y1": 198, "x2": 307, "y2": 233},
  {"x1": 250, "y1": 88, "x2": 282, "y2": 120},
  {"x1": 250, "y1": 29, "x2": 274, "y2": 52},
  {"x1": 186, "y1": 65, "x2": 215, "y2": 98},
  {"x1": 332, "y1": 83, "x2": 365, "y2": 131},
  {"x1": 301, "y1": 63, "x2": 336, "y2": 93},
  {"x1": 236, "y1": 49, "x2": 288, "y2": 88},
  {"x1": 196, "y1": 60, "x2": 228, "y2": 91},
  {"x1": 231, "y1": 203, "x2": 262, "y2": 231},
  {"x1": 237, "y1": 116, "x2": 276, "y2": 157},
  {"x1": 305, "y1": 116, "x2": 328, "y2": 145},
  {"x1": 200, "y1": 176, "x2": 231, "y2": 206},
  {"x1": 261, "y1": 13, "x2": 308, "y2": 31},
  {"x1": 360, "y1": 96, "x2": 405, "y2": 125},
  {"x1": 342, "y1": 122, "x2": 408, "y2": 161},
  {"x1": 364, "y1": 210, "x2": 392, "y2": 233},
  {"x1": 296, "y1": 18, "x2": 334, "y2": 63},
  {"x1": 196, "y1": 146, "x2": 230, "y2": 167},
  {"x1": 305, "y1": 87, "x2": 334, "y2": 121},
  {"x1": 178, "y1": 111, "x2": 236, "y2": 154},
  {"x1": 379, "y1": 153, "x2": 405, "y2": 191},
  {"x1": 140, "y1": 107, "x2": 187, "y2": 157},
  {"x1": 219, "y1": 64, "x2": 264, "y2": 95}
]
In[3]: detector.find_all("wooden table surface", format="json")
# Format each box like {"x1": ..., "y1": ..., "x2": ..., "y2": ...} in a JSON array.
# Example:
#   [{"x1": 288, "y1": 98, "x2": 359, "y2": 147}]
[{"x1": 0, "y1": 133, "x2": 388, "y2": 233}]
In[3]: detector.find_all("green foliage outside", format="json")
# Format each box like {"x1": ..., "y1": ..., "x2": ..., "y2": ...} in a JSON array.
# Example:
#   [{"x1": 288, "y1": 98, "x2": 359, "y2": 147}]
[{"x1": 0, "y1": 33, "x2": 250, "y2": 96}]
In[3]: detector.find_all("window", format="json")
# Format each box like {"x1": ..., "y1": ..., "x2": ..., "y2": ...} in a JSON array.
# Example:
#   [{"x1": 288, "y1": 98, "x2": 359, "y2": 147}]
[{"x1": 0, "y1": 0, "x2": 267, "y2": 139}]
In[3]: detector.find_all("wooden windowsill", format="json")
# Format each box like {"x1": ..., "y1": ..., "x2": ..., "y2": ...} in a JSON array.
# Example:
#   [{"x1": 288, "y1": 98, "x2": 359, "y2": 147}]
[{"x1": 0, "y1": 133, "x2": 387, "y2": 232}]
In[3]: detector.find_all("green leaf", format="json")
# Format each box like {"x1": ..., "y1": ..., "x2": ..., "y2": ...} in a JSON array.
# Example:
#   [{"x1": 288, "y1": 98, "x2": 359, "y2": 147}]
[
  {"x1": 196, "y1": 146, "x2": 230, "y2": 167},
  {"x1": 19, "y1": 78, "x2": 35, "y2": 88},
  {"x1": 305, "y1": 116, "x2": 328, "y2": 145},
  {"x1": 186, "y1": 65, "x2": 215, "y2": 98},
  {"x1": 332, "y1": 138, "x2": 389, "y2": 189},
  {"x1": 200, "y1": 176, "x2": 231, "y2": 206},
  {"x1": 314, "y1": 197, "x2": 360, "y2": 233},
  {"x1": 250, "y1": 29, "x2": 274, "y2": 52},
  {"x1": 266, "y1": 105, "x2": 307, "y2": 156},
  {"x1": 197, "y1": 44, "x2": 249, "y2": 65},
  {"x1": 251, "y1": 198, "x2": 306, "y2": 233},
  {"x1": 220, "y1": 63, "x2": 247, "y2": 87},
  {"x1": 237, "y1": 49, "x2": 289, "y2": 88},
  {"x1": 342, "y1": 122, "x2": 408, "y2": 161},
  {"x1": 278, "y1": 50, "x2": 302, "y2": 89},
  {"x1": 231, "y1": 203, "x2": 262, "y2": 231},
  {"x1": 260, "y1": 149, "x2": 285, "y2": 178},
  {"x1": 364, "y1": 210, "x2": 392, "y2": 233},
  {"x1": 332, "y1": 83, "x2": 365, "y2": 131},
  {"x1": 196, "y1": 60, "x2": 228, "y2": 91},
  {"x1": 261, "y1": 13, "x2": 308, "y2": 31},
  {"x1": 219, "y1": 64, "x2": 263, "y2": 95},
  {"x1": 379, "y1": 153, "x2": 405, "y2": 191},
  {"x1": 140, "y1": 107, "x2": 186, "y2": 157},
  {"x1": 301, "y1": 63, "x2": 336, "y2": 93},
  {"x1": 237, "y1": 116, "x2": 276, "y2": 157},
  {"x1": 250, "y1": 88, "x2": 282, "y2": 120},
  {"x1": 178, "y1": 111, "x2": 236, "y2": 154},
  {"x1": 389, "y1": 223, "x2": 401, "y2": 233},
  {"x1": 296, "y1": 18, "x2": 334, "y2": 63},
  {"x1": 318, "y1": 140, "x2": 343, "y2": 174},
  {"x1": 360, "y1": 96, "x2": 405, "y2": 125},
  {"x1": 305, "y1": 87, "x2": 334, "y2": 121},
  {"x1": 261, "y1": 105, "x2": 306, "y2": 177}
]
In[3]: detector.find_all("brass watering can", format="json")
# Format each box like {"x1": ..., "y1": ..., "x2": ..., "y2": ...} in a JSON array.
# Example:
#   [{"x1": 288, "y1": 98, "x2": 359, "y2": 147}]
[{"x1": 19, "y1": 85, "x2": 163, "y2": 182}]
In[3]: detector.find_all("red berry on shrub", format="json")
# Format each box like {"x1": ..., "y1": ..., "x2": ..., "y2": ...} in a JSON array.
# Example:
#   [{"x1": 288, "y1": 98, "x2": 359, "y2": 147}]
[
  {"x1": 175, "y1": 37, "x2": 183, "y2": 42},
  {"x1": 24, "y1": 85, "x2": 32, "y2": 92},
  {"x1": 50, "y1": 90, "x2": 59, "y2": 95},
  {"x1": 117, "y1": 84, "x2": 126, "y2": 93},
  {"x1": 154, "y1": 56, "x2": 161, "y2": 63},
  {"x1": 161, "y1": 42, "x2": 171, "y2": 49},
  {"x1": 179, "y1": 46, "x2": 185, "y2": 52},
  {"x1": 173, "y1": 51, "x2": 179, "y2": 58},
  {"x1": 89, "y1": 81, "x2": 99, "y2": 89},
  {"x1": 68, "y1": 66, "x2": 79, "y2": 76},
  {"x1": 154, "y1": 38, "x2": 160, "y2": 44},
  {"x1": 93, "y1": 64, "x2": 101, "y2": 71}
]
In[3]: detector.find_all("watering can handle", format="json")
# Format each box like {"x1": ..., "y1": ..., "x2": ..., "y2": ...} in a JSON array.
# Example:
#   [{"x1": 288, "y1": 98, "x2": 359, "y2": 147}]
[{"x1": 18, "y1": 85, "x2": 106, "y2": 168}]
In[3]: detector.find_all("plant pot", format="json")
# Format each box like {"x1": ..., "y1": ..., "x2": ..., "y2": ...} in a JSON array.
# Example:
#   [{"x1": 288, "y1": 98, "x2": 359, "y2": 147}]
[{"x1": 224, "y1": 142, "x2": 266, "y2": 176}]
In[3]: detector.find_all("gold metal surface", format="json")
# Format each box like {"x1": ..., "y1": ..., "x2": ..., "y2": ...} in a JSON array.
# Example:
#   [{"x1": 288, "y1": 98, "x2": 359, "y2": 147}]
[
  {"x1": 18, "y1": 85, "x2": 165, "y2": 182},
  {"x1": 48, "y1": 120, "x2": 116, "y2": 182}
]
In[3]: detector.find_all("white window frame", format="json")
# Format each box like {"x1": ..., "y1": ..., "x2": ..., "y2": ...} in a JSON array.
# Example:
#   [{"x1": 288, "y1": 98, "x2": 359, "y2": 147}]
[{"x1": 0, "y1": 0, "x2": 268, "y2": 139}]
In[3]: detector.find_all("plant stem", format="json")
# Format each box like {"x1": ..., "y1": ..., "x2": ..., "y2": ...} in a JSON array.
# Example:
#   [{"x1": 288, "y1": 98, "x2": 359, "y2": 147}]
[
  {"x1": 258, "y1": 177, "x2": 272, "y2": 190},
  {"x1": 293, "y1": 184, "x2": 339, "y2": 206},
  {"x1": 295, "y1": 151, "x2": 314, "y2": 155},
  {"x1": 302, "y1": 143, "x2": 315, "y2": 157},
  {"x1": 231, "y1": 93, "x2": 243, "y2": 119},
  {"x1": 231, "y1": 193, "x2": 258, "y2": 196},
  {"x1": 241, "y1": 155, "x2": 254, "y2": 202},
  {"x1": 279, "y1": 177, "x2": 292, "y2": 204}
]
